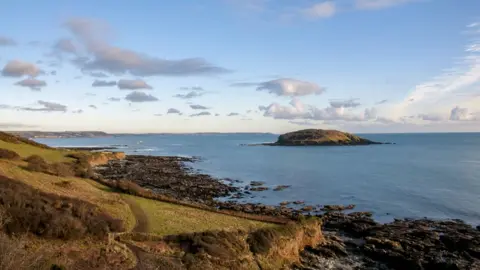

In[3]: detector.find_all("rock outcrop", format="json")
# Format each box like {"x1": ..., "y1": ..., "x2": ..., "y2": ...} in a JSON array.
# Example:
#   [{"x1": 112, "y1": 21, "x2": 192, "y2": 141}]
[
  {"x1": 88, "y1": 151, "x2": 126, "y2": 166},
  {"x1": 264, "y1": 129, "x2": 382, "y2": 146}
]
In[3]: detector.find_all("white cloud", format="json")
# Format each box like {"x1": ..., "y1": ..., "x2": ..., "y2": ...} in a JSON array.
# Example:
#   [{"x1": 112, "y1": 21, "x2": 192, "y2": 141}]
[
  {"x1": 21, "y1": 101, "x2": 67, "y2": 112},
  {"x1": 167, "y1": 108, "x2": 182, "y2": 114},
  {"x1": 64, "y1": 17, "x2": 229, "y2": 77},
  {"x1": 330, "y1": 99, "x2": 361, "y2": 108},
  {"x1": 53, "y1": 39, "x2": 77, "y2": 54},
  {"x1": 190, "y1": 111, "x2": 211, "y2": 117},
  {"x1": 304, "y1": 2, "x2": 336, "y2": 19},
  {"x1": 259, "y1": 98, "x2": 311, "y2": 119},
  {"x1": 14, "y1": 78, "x2": 47, "y2": 91},
  {"x1": 289, "y1": 120, "x2": 316, "y2": 126},
  {"x1": 389, "y1": 22, "x2": 480, "y2": 123},
  {"x1": 257, "y1": 78, "x2": 325, "y2": 96},
  {"x1": 92, "y1": 80, "x2": 116, "y2": 87},
  {"x1": 260, "y1": 98, "x2": 372, "y2": 122},
  {"x1": 364, "y1": 107, "x2": 377, "y2": 120},
  {"x1": 2, "y1": 60, "x2": 42, "y2": 77},
  {"x1": 450, "y1": 106, "x2": 474, "y2": 121},
  {"x1": 418, "y1": 113, "x2": 444, "y2": 122},
  {"x1": 125, "y1": 91, "x2": 158, "y2": 102},
  {"x1": 190, "y1": 104, "x2": 209, "y2": 110},
  {"x1": 118, "y1": 79, "x2": 152, "y2": 90},
  {"x1": 174, "y1": 91, "x2": 205, "y2": 99}
]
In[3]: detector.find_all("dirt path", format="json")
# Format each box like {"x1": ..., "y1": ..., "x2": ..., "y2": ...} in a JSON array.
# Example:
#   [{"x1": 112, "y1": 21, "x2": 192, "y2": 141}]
[
  {"x1": 121, "y1": 197, "x2": 151, "y2": 270},
  {"x1": 123, "y1": 197, "x2": 149, "y2": 233}
]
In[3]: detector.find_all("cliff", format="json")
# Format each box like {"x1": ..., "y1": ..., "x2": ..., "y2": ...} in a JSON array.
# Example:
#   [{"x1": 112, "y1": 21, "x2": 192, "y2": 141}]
[
  {"x1": 116, "y1": 218, "x2": 324, "y2": 270},
  {"x1": 88, "y1": 151, "x2": 126, "y2": 166},
  {"x1": 266, "y1": 129, "x2": 382, "y2": 146}
]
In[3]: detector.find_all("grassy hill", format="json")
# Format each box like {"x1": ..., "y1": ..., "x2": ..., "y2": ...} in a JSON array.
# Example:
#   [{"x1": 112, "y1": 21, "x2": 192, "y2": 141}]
[{"x1": 0, "y1": 132, "x2": 321, "y2": 269}]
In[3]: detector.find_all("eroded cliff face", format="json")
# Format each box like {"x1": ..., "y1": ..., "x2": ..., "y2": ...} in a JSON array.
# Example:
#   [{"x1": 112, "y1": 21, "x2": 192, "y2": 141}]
[
  {"x1": 253, "y1": 218, "x2": 324, "y2": 269},
  {"x1": 88, "y1": 152, "x2": 126, "y2": 166},
  {"x1": 117, "y1": 218, "x2": 324, "y2": 270}
]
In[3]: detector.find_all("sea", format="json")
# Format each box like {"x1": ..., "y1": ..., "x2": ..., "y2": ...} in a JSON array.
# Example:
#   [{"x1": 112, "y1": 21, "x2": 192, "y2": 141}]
[{"x1": 36, "y1": 133, "x2": 480, "y2": 224}]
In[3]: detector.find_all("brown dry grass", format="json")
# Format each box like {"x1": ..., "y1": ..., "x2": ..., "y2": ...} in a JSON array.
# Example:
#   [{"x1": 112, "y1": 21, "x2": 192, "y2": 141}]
[
  {"x1": 0, "y1": 175, "x2": 124, "y2": 239},
  {"x1": 0, "y1": 160, "x2": 136, "y2": 232}
]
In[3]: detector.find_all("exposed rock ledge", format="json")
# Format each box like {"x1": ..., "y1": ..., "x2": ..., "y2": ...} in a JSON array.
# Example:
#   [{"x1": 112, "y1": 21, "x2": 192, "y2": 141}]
[
  {"x1": 87, "y1": 151, "x2": 126, "y2": 166},
  {"x1": 251, "y1": 129, "x2": 388, "y2": 146}
]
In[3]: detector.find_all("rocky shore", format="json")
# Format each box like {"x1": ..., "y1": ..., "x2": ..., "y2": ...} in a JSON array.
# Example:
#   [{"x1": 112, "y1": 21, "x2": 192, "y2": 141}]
[
  {"x1": 95, "y1": 155, "x2": 238, "y2": 204},
  {"x1": 94, "y1": 155, "x2": 480, "y2": 270}
]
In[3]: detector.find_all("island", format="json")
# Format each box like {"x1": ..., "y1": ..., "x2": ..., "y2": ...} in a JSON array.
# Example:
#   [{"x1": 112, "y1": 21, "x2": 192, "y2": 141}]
[{"x1": 260, "y1": 129, "x2": 384, "y2": 146}]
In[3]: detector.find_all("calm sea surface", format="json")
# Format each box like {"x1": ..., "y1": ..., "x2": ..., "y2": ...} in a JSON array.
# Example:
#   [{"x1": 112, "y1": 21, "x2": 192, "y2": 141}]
[{"x1": 37, "y1": 133, "x2": 480, "y2": 224}]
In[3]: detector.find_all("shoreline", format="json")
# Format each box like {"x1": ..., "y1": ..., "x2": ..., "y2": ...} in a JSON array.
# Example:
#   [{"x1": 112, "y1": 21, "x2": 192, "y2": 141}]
[{"x1": 94, "y1": 153, "x2": 480, "y2": 269}]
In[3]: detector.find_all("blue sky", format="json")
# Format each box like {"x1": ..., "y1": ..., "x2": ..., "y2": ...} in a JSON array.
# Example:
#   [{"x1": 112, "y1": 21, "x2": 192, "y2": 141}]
[{"x1": 0, "y1": 0, "x2": 479, "y2": 133}]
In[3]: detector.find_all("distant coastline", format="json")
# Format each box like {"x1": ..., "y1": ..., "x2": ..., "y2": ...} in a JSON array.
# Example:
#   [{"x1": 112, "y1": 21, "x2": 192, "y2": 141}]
[
  {"x1": 8, "y1": 131, "x2": 111, "y2": 139},
  {"x1": 9, "y1": 131, "x2": 276, "y2": 139}
]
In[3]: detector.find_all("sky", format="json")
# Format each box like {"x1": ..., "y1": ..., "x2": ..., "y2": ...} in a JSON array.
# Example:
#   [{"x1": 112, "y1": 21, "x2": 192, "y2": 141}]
[{"x1": 0, "y1": 0, "x2": 479, "y2": 133}]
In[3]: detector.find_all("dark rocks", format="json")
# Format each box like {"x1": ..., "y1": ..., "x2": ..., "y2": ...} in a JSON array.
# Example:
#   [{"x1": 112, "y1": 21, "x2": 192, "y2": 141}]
[
  {"x1": 95, "y1": 155, "x2": 238, "y2": 203},
  {"x1": 250, "y1": 181, "x2": 265, "y2": 186},
  {"x1": 321, "y1": 204, "x2": 356, "y2": 212},
  {"x1": 214, "y1": 201, "x2": 300, "y2": 219},
  {"x1": 302, "y1": 211, "x2": 480, "y2": 270},
  {"x1": 301, "y1": 206, "x2": 315, "y2": 212},
  {"x1": 273, "y1": 185, "x2": 291, "y2": 191},
  {"x1": 293, "y1": 200, "x2": 305, "y2": 205},
  {"x1": 250, "y1": 186, "x2": 269, "y2": 192}
]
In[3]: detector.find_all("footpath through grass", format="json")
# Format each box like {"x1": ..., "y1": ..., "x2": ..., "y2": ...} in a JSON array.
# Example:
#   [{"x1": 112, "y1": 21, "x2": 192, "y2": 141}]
[
  {"x1": 123, "y1": 194, "x2": 277, "y2": 236},
  {"x1": 0, "y1": 134, "x2": 278, "y2": 238}
]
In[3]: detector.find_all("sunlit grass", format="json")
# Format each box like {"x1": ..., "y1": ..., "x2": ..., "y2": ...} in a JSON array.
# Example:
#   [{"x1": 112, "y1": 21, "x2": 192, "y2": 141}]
[
  {"x1": 123, "y1": 194, "x2": 277, "y2": 236},
  {"x1": 0, "y1": 140, "x2": 70, "y2": 163}
]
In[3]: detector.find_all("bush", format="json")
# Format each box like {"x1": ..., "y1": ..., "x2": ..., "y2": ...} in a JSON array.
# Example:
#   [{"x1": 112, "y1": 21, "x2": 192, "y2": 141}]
[
  {"x1": 0, "y1": 175, "x2": 124, "y2": 239},
  {"x1": 115, "y1": 180, "x2": 147, "y2": 196},
  {"x1": 49, "y1": 162, "x2": 74, "y2": 177},
  {"x1": 165, "y1": 230, "x2": 246, "y2": 260},
  {"x1": 0, "y1": 149, "x2": 20, "y2": 160},
  {"x1": 247, "y1": 228, "x2": 280, "y2": 254},
  {"x1": 0, "y1": 232, "x2": 50, "y2": 270},
  {"x1": 24, "y1": 155, "x2": 50, "y2": 173},
  {"x1": 66, "y1": 153, "x2": 94, "y2": 178}
]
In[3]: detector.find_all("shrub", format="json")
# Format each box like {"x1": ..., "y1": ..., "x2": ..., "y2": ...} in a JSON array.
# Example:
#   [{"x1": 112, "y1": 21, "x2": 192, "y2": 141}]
[
  {"x1": 24, "y1": 155, "x2": 49, "y2": 173},
  {"x1": 165, "y1": 230, "x2": 247, "y2": 260},
  {"x1": 49, "y1": 162, "x2": 74, "y2": 177},
  {"x1": 115, "y1": 180, "x2": 147, "y2": 196},
  {"x1": 0, "y1": 175, "x2": 124, "y2": 239},
  {"x1": 66, "y1": 153, "x2": 94, "y2": 178},
  {"x1": 0, "y1": 149, "x2": 20, "y2": 160},
  {"x1": 0, "y1": 232, "x2": 50, "y2": 270},
  {"x1": 247, "y1": 228, "x2": 280, "y2": 254}
]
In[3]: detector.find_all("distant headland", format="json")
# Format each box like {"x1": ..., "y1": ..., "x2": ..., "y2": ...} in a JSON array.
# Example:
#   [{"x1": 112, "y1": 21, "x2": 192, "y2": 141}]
[{"x1": 8, "y1": 131, "x2": 111, "y2": 139}]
